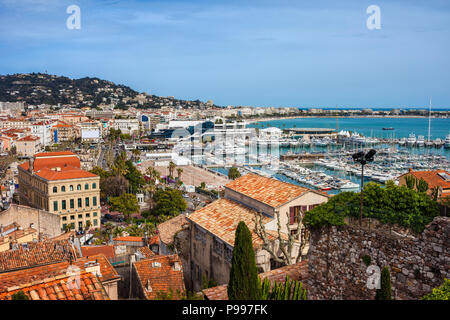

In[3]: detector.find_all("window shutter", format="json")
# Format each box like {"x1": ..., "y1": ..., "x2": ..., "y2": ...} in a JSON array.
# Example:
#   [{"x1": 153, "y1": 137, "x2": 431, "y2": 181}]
[{"x1": 289, "y1": 207, "x2": 295, "y2": 224}]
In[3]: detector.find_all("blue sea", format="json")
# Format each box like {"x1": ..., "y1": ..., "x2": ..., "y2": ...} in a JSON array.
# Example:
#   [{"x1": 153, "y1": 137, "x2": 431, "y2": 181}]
[{"x1": 247, "y1": 117, "x2": 450, "y2": 140}]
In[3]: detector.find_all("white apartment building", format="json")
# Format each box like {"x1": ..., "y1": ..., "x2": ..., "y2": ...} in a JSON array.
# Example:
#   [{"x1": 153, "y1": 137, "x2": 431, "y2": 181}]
[
  {"x1": 113, "y1": 119, "x2": 140, "y2": 134},
  {"x1": 31, "y1": 120, "x2": 55, "y2": 146}
]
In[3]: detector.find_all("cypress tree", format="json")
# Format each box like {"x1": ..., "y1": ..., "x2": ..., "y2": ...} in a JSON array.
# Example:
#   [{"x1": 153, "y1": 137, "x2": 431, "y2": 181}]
[
  {"x1": 375, "y1": 266, "x2": 392, "y2": 300},
  {"x1": 227, "y1": 221, "x2": 261, "y2": 300}
]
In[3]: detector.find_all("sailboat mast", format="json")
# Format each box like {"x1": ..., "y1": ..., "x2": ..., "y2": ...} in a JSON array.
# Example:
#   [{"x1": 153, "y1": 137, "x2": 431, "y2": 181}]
[{"x1": 428, "y1": 98, "x2": 432, "y2": 141}]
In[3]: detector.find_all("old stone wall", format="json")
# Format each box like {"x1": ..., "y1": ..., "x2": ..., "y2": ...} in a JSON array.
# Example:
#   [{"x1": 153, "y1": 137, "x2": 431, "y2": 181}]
[
  {"x1": 0, "y1": 204, "x2": 61, "y2": 238},
  {"x1": 307, "y1": 217, "x2": 449, "y2": 300}
]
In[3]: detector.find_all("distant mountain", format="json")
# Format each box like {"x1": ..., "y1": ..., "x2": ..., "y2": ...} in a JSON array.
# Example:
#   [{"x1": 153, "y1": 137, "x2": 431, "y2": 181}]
[{"x1": 0, "y1": 73, "x2": 216, "y2": 109}]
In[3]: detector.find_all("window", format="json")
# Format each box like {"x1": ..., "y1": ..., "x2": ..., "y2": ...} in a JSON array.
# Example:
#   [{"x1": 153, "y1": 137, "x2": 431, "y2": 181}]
[
  {"x1": 77, "y1": 184, "x2": 81, "y2": 190},
  {"x1": 93, "y1": 196, "x2": 97, "y2": 206},
  {"x1": 62, "y1": 216, "x2": 67, "y2": 221},
  {"x1": 213, "y1": 237, "x2": 223, "y2": 256},
  {"x1": 78, "y1": 214, "x2": 82, "y2": 219},
  {"x1": 93, "y1": 212, "x2": 97, "y2": 217},
  {"x1": 70, "y1": 199, "x2": 74, "y2": 209},
  {"x1": 85, "y1": 183, "x2": 89, "y2": 190},
  {"x1": 70, "y1": 215, "x2": 75, "y2": 220},
  {"x1": 78, "y1": 198, "x2": 82, "y2": 208},
  {"x1": 62, "y1": 200, "x2": 66, "y2": 210},
  {"x1": 53, "y1": 201, "x2": 58, "y2": 212},
  {"x1": 70, "y1": 185, "x2": 74, "y2": 191},
  {"x1": 85, "y1": 197, "x2": 89, "y2": 207},
  {"x1": 62, "y1": 223, "x2": 66, "y2": 230},
  {"x1": 289, "y1": 206, "x2": 304, "y2": 224},
  {"x1": 61, "y1": 186, "x2": 66, "y2": 192},
  {"x1": 86, "y1": 213, "x2": 90, "y2": 218},
  {"x1": 53, "y1": 186, "x2": 57, "y2": 193},
  {"x1": 93, "y1": 219, "x2": 98, "y2": 226},
  {"x1": 194, "y1": 225, "x2": 206, "y2": 243},
  {"x1": 224, "y1": 245, "x2": 233, "y2": 262},
  {"x1": 92, "y1": 183, "x2": 96, "y2": 189}
]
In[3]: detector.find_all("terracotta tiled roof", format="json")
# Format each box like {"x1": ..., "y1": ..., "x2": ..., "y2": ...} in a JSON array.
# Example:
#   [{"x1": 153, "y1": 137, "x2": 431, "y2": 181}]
[
  {"x1": 18, "y1": 152, "x2": 99, "y2": 181},
  {"x1": 157, "y1": 214, "x2": 188, "y2": 245},
  {"x1": 133, "y1": 254, "x2": 185, "y2": 300},
  {"x1": 0, "y1": 253, "x2": 119, "y2": 290},
  {"x1": 33, "y1": 166, "x2": 98, "y2": 181},
  {"x1": 34, "y1": 151, "x2": 77, "y2": 157},
  {"x1": 0, "y1": 271, "x2": 109, "y2": 300},
  {"x1": 17, "y1": 135, "x2": 40, "y2": 142},
  {"x1": 137, "y1": 247, "x2": 155, "y2": 259},
  {"x1": 225, "y1": 173, "x2": 310, "y2": 208},
  {"x1": 81, "y1": 245, "x2": 115, "y2": 259},
  {"x1": 202, "y1": 260, "x2": 309, "y2": 300},
  {"x1": 401, "y1": 169, "x2": 450, "y2": 190},
  {"x1": 113, "y1": 236, "x2": 143, "y2": 242},
  {"x1": 150, "y1": 234, "x2": 160, "y2": 246},
  {"x1": 186, "y1": 198, "x2": 277, "y2": 247},
  {"x1": 0, "y1": 240, "x2": 79, "y2": 273}
]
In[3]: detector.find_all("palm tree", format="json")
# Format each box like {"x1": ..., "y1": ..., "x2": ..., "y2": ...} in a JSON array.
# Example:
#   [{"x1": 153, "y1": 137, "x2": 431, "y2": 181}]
[
  {"x1": 168, "y1": 161, "x2": 176, "y2": 179},
  {"x1": 132, "y1": 149, "x2": 141, "y2": 162},
  {"x1": 177, "y1": 168, "x2": 183, "y2": 181}
]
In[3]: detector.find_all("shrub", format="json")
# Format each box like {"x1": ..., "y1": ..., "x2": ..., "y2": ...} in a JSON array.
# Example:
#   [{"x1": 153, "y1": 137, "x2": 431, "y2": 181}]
[
  {"x1": 375, "y1": 266, "x2": 392, "y2": 300},
  {"x1": 421, "y1": 279, "x2": 450, "y2": 300}
]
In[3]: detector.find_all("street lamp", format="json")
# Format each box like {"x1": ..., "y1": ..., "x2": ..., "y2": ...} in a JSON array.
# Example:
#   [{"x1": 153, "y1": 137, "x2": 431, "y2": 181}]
[{"x1": 352, "y1": 149, "x2": 376, "y2": 225}]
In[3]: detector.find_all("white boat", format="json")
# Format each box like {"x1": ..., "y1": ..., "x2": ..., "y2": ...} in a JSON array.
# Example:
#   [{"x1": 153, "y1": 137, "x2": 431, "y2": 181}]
[
  {"x1": 445, "y1": 133, "x2": 450, "y2": 148},
  {"x1": 339, "y1": 181, "x2": 360, "y2": 190},
  {"x1": 398, "y1": 138, "x2": 407, "y2": 146},
  {"x1": 434, "y1": 138, "x2": 443, "y2": 148},
  {"x1": 416, "y1": 135, "x2": 425, "y2": 147},
  {"x1": 406, "y1": 133, "x2": 416, "y2": 146}
]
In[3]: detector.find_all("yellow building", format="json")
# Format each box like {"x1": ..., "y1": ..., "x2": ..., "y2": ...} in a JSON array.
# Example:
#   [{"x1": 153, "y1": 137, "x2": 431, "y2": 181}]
[
  {"x1": 18, "y1": 151, "x2": 101, "y2": 232},
  {"x1": 16, "y1": 135, "x2": 41, "y2": 157}
]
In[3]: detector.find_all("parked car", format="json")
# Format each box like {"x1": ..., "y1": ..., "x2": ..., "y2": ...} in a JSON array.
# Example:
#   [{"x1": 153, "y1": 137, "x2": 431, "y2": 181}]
[{"x1": 104, "y1": 213, "x2": 113, "y2": 220}]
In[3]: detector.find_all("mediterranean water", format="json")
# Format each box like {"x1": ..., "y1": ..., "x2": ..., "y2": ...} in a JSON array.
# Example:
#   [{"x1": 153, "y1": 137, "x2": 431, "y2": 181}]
[
  {"x1": 247, "y1": 117, "x2": 450, "y2": 140},
  {"x1": 209, "y1": 117, "x2": 450, "y2": 194}
]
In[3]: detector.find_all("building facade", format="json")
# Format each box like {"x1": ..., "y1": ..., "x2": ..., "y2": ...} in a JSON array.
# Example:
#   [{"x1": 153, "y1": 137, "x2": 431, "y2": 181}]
[
  {"x1": 186, "y1": 173, "x2": 329, "y2": 292},
  {"x1": 18, "y1": 151, "x2": 101, "y2": 232}
]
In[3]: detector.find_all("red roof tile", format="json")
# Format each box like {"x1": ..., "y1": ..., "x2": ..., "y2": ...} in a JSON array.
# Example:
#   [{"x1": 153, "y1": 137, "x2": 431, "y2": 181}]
[
  {"x1": 0, "y1": 239, "x2": 79, "y2": 273},
  {"x1": 401, "y1": 169, "x2": 450, "y2": 190},
  {"x1": 81, "y1": 245, "x2": 115, "y2": 259},
  {"x1": 133, "y1": 254, "x2": 185, "y2": 300},
  {"x1": 225, "y1": 173, "x2": 311, "y2": 208},
  {"x1": 186, "y1": 198, "x2": 280, "y2": 247},
  {"x1": 157, "y1": 214, "x2": 188, "y2": 245},
  {"x1": 113, "y1": 236, "x2": 143, "y2": 242},
  {"x1": 0, "y1": 272, "x2": 109, "y2": 300}
]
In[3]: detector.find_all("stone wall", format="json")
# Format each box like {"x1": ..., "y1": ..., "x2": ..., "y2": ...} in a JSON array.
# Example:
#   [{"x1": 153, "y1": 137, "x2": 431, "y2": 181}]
[
  {"x1": 307, "y1": 216, "x2": 449, "y2": 300},
  {"x1": 0, "y1": 204, "x2": 62, "y2": 238}
]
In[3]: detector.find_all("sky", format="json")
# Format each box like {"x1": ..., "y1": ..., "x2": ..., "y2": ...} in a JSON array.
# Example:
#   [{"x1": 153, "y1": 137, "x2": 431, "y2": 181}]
[{"x1": 0, "y1": 0, "x2": 449, "y2": 108}]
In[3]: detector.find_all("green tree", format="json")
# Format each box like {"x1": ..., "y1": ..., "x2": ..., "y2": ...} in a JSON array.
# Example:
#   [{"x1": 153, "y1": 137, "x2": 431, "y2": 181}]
[
  {"x1": 111, "y1": 151, "x2": 129, "y2": 177},
  {"x1": 228, "y1": 167, "x2": 241, "y2": 180},
  {"x1": 109, "y1": 193, "x2": 139, "y2": 219},
  {"x1": 422, "y1": 278, "x2": 450, "y2": 300},
  {"x1": 11, "y1": 291, "x2": 29, "y2": 300},
  {"x1": 152, "y1": 188, "x2": 187, "y2": 218},
  {"x1": 405, "y1": 175, "x2": 416, "y2": 190},
  {"x1": 416, "y1": 177, "x2": 429, "y2": 193},
  {"x1": 227, "y1": 221, "x2": 261, "y2": 300},
  {"x1": 125, "y1": 160, "x2": 145, "y2": 194},
  {"x1": 375, "y1": 266, "x2": 392, "y2": 300},
  {"x1": 176, "y1": 167, "x2": 183, "y2": 181},
  {"x1": 168, "y1": 161, "x2": 176, "y2": 179},
  {"x1": 259, "y1": 276, "x2": 307, "y2": 300}
]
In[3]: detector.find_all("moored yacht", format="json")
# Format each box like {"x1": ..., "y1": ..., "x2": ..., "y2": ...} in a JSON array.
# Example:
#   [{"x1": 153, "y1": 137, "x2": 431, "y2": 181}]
[
  {"x1": 416, "y1": 135, "x2": 425, "y2": 147},
  {"x1": 406, "y1": 133, "x2": 416, "y2": 146},
  {"x1": 445, "y1": 133, "x2": 450, "y2": 148}
]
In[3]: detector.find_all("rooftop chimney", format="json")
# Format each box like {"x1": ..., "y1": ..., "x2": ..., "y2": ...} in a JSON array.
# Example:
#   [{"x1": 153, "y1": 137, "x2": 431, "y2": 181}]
[{"x1": 29, "y1": 157, "x2": 35, "y2": 173}]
